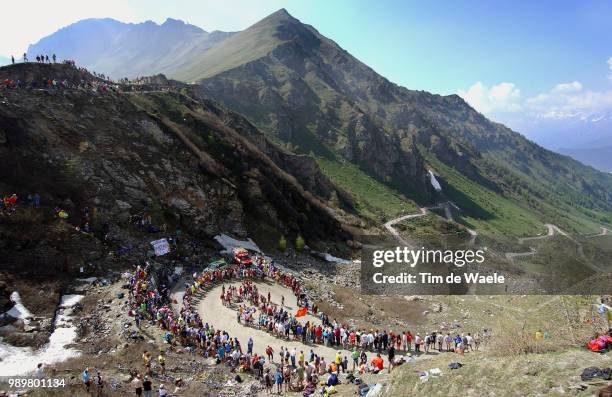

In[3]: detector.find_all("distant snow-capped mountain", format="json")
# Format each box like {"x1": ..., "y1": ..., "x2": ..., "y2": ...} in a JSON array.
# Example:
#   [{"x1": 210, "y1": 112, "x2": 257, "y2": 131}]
[{"x1": 508, "y1": 112, "x2": 612, "y2": 171}]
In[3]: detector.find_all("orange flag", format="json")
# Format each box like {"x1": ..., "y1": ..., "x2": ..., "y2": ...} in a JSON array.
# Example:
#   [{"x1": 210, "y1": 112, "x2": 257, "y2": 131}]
[{"x1": 296, "y1": 307, "x2": 307, "y2": 317}]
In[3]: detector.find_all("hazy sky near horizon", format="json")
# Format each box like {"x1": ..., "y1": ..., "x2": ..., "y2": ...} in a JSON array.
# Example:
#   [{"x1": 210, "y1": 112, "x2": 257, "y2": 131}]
[{"x1": 1, "y1": 0, "x2": 611, "y2": 126}]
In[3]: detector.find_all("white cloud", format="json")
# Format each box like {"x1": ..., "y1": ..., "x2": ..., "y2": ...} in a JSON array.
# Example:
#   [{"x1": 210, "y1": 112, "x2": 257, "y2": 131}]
[
  {"x1": 526, "y1": 86, "x2": 612, "y2": 120},
  {"x1": 458, "y1": 81, "x2": 522, "y2": 114},
  {"x1": 527, "y1": 59, "x2": 612, "y2": 119},
  {"x1": 459, "y1": 58, "x2": 612, "y2": 122},
  {"x1": 551, "y1": 81, "x2": 582, "y2": 93},
  {"x1": 461, "y1": 58, "x2": 612, "y2": 123}
]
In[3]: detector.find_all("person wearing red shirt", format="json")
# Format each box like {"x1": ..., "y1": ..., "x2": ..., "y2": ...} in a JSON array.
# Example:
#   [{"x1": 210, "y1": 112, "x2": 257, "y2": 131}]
[
  {"x1": 315, "y1": 326, "x2": 323, "y2": 343},
  {"x1": 406, "y1": 331, "x2": 413, "y2": 352}
]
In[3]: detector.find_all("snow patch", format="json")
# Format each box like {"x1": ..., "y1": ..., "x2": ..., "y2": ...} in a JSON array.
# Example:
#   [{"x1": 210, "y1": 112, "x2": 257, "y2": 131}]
[
  {"x1": 4, "y1": 292, "x2": 33, "y2": 322},
  {"x1": 214, "y1": 234, "x2": 262, "y2": 254},
  {"x1": 60, "y1": 294, "x2": 83, "y2": 308},
  {"x1": 322, "y1": 253, "x2": 350, "y2": 264},
  {"x1": 429, "y1": 170, "x2": 442, "y2": 191},
  {"x1": 0, "y1": 294, "x2": 84, "y2": 376},
  {"x1": 77, "y1": 277, "x2": 98, "y2": 284}
]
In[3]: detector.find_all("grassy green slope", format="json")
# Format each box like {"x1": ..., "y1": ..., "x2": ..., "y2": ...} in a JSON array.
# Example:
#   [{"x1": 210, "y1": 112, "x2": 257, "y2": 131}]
[
  {"x1": 420, "y1": 147, "x2": 611, "y2": 236},
  {"x1": 316, "y1": 155, "x2": 418, "y2": 220},
  {"x1": 172, "y1": 12, "x2": 287, "y2": 81},
  {"x1": 423, "y1": 151, "x2": 545, "y2": 236},
  {"x1": 481, "y1": 154, "x2": 612, "y2": 235}
]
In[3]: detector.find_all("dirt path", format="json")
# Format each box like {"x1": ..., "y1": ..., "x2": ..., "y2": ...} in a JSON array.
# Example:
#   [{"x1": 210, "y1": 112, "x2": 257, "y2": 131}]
[
  {"x1": 383, "y1": 208, "x2": 428, "y2": 247},
  {"x1": 509, "y1": 223, "x2": 590, "y2": 262},
  {"x1": 504, "y1": 247, "x2": 537, "y2": 261},
  {"x1": 588, "y1": 227, "x2": 610, "y2": 237},
  {"x1": 519, "y1": 223, "x2": 555, "y2": 244},
  {"x1": 505, "y1": 224, "x2": 557, "y2": 260},
  {"x1": 195, "y1": 280, "x2": 405, "y2": 367},
  {"x1": 384, "y1": 202, "x2": 477, "y2": 247}
]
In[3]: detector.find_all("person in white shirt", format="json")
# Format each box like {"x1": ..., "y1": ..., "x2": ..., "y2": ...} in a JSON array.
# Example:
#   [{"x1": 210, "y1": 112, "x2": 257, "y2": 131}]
[
  {"x1": 598, "y1": 300, "x2": 612, "y2": 329},
  {"x1": 436, "y1": 333, "x2": 444, "y2": 351},
  {"x1": 444, "y1": 334, "x2": 452, "y2": 351},
  {"x1": 465, "y1": 333, "x2": 474, "y2": 351},
  {"x1": 290, "y1": 348, "x2": 297, "y2": 367},
  {"x1": 35, "y1": 363, "x2": 45, "y2": 378}
]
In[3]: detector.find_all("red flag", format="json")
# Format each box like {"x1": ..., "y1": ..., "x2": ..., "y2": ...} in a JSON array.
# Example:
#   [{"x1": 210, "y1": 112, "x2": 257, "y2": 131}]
[{"x1": 296, "y1": 307, "x2": 307, "y2": 317}]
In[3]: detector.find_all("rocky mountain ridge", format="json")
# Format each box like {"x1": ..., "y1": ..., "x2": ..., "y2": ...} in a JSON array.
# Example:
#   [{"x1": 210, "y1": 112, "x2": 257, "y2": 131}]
[{"x1": 0, "y1": 63, "x2": 358, "y2": 282}]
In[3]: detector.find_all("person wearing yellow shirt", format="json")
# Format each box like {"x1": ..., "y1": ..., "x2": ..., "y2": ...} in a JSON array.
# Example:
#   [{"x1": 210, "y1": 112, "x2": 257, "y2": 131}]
[
  {"x1": 534, "y1": 330, "x2": 543, "y2": 341},
  {"x1": 142, "y1": 350, "x2": 152, "y2": 375},
  {"x1": 158, "y1": 351, "x2": 166, "y2": 375}
]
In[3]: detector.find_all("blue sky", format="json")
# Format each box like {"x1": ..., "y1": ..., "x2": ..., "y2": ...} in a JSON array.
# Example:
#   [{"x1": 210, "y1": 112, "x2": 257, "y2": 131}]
[
  {"x1": 288, "y1": 0, "x2": 612, "y2": 96},
  {"x1": 1, "y1": 0, "x2": 611, "y2": 131}
]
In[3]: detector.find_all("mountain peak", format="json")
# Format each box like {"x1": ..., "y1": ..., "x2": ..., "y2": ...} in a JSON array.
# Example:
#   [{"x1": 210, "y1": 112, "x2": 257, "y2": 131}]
[
  {"x1": 161, "y1": 17, "x2": 205, "y2": 33},
  {"x1": 271, "y1": 8, "x2": 292, "y2": 18},
  {"x1": 162, "y1": 17, "x2": 183, "y2": 26},
  {"x1": 257, "y1": 8, "x2": 298, "y2": 25}
]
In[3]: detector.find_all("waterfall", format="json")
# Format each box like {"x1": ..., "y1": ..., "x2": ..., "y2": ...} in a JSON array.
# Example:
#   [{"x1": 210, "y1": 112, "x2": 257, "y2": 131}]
[{"x1": 429, "y1": 170, "x2": 442, "y2": 191}]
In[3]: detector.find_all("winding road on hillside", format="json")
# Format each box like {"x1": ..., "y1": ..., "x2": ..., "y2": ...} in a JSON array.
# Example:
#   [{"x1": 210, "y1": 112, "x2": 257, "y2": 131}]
[
  {"x1": 383, "y1": 204, "x2": 608, "y2": 264},
  {"x1": 507, "y1": 223, "x2": 590, "y2": 262},
  {"x1": 384, "y1": 201, "x2": 477, "y2": 248},
  {"x1": 383, "y1": 207, "x2": 428, "y2": 247},
  {"x1": 588, "y1": 227, "x2": 610, "y2": 237}
]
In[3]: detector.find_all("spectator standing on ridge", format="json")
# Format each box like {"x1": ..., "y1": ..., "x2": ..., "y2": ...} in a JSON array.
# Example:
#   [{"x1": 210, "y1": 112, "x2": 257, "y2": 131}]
[
  {"x1": 274, "y1": 366, "x2": 283, "y2": 395},
  {"x1": 388, "y1": 345, "x2": 395, "y2": 373},
  {"x1": 52, "y1": 54, "x2": 56, "y2": 63},
  {"x1": 142, "y1": 376, "x2": 152, "y2": 397},
  {"x1": 35, "y1": 363, "x2": 44, "y2": 378},
  {"x1": 94, "y1": 371, "x2": 103, "y2": 397},
  {"x1": 263, "y1": 368, "x2": 272, "y2": 394},
  {"x1": 23, "y1": 53, "x2": 27, "y2": 62},
  {"x1": 11, "y1": 55, "x2": 14, "y2": 64},
  {"x1": 158, "y1": 351, "x2": 166, "y2": 375},
  {"x1": 82, "y1": 367, "x2": 92, "y2": 393},
  {"x1": 132, "y1": 374, "x2": 143, "y2": 396}
]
